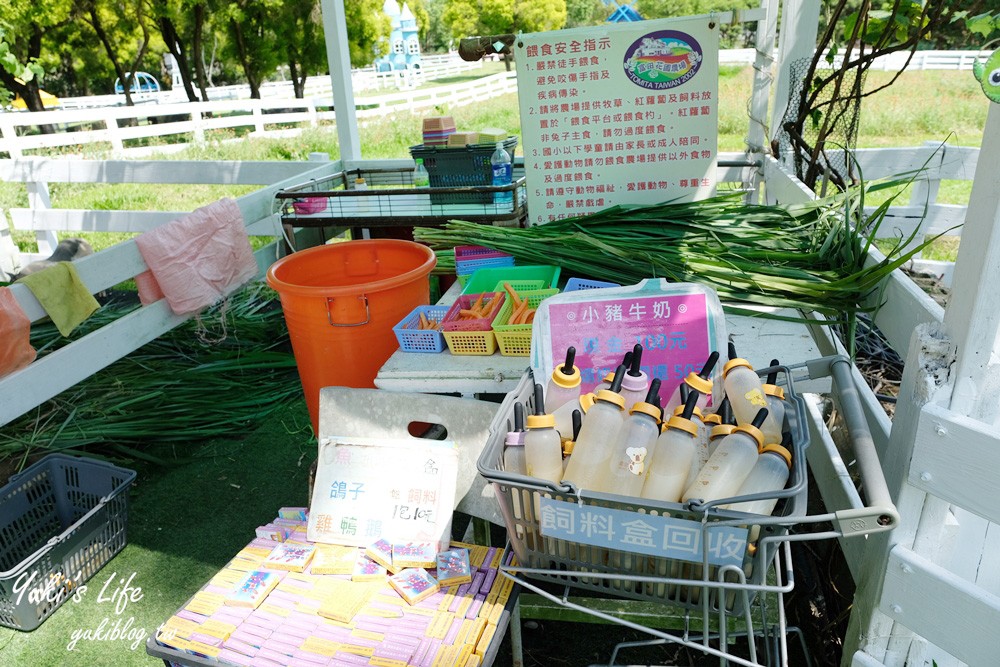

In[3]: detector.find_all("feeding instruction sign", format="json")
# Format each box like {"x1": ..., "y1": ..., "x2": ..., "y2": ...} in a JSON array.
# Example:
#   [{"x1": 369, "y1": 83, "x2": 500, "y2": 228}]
[
  {"x1": 539, "y1": 498, "x2": 748, "y2": 568},
  {"x1": 308, "y1": 437, "x2": 458, "y2": 551},
  {"x1": 515, "y1": 17, "x2": 720, "y2": 224}
]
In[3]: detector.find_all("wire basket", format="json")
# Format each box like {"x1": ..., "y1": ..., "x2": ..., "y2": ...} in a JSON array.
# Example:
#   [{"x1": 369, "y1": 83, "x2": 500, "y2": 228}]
[
  {"x1": 492, "y1": 288, "x2": 559, "y2": 357},
  {"x1": 441, "y1": 292, "x2": 506, "y2": 356},
  {"x1": 393, "y1": 305, "x2": 449, "y2": 353},
  {"x1": 409, "y1": 137, "x2": 518, "y2": 205},
  {"x1": 0, "y1": 454, "x2": 136, "y2": 631},
  {"x1": 477, "y1": 366, "x2": 811, "y2": 615},
  {"x1": 276, "y1": 166, "x2": 527, "y2": 227}
]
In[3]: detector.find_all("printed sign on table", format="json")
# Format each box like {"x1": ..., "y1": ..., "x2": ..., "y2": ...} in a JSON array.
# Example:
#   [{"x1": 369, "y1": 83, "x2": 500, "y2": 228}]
[
  {"x1": 307, "y1": 437, "x2": 458, "y2": 551},
  {"x1": 546, "y1": 291, "x2": 712, "y2": 396},
  {"x1": 515, "y1": 17, "x2": 720, "y2": 224},
  {"x1": 539, "y1": 497, "x2": 748, "y2": 567}
]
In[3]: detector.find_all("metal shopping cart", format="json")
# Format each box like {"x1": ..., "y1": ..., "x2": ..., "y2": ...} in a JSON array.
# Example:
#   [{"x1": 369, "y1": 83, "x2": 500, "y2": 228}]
[{"x1": 477, "y1": 356, "x2": 897, "y2": 666}]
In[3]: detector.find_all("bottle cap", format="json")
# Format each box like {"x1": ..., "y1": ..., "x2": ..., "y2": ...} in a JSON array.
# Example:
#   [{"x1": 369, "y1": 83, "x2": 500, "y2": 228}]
[
  {"x1": 595, "y1": 389, "x2": 625, "y2": 409},
  {"x1": 684, "y1": 371, "x2": 713, "y2": 395},
  {"x1": 629, "y1": 401, "x2": 660, "y2": 422},
  {"x1": 505, "y1": 431, "x2": 525, "y2": 446},
  {"x1": 763, "y1": 383, "x2": 785, "y2": 400},
  {"x1": 415, "y1": 158, "x2": 423, "y2": 165},
  {"x1": 665, "y1": 415, "x2": 698, "y2": 437},
  {"x1": 703, "y1": 412, "x2": 722, "y2": 426},
  {"x1": 620, "y1": 371, "x2": 648, "y2": 393},
  {"x1": 577, "y1": 393, "x2": 596, "y2": 413},
  {"x1": 735, "y1": 423, "x2": 765, "y2": 447},
  {"x1": 673, "y1": 404, "x2": 703, "y2": 419},
  {"x1": 551, "y1": 347, "x2": 580, "y2": 387},
  {"x1": 723, "y1": 358, "x2": 753, "y2": 377},
  {"x1": 526, "y1": 413, "x2": 555, "y2": 429},
  {"x1": 761, "y1": 443, "x2": 792, "y2": 467},
  {"x1": 355, "y1": 177, "x2": 366, "y2": 185},
  {"x1": 562, "y1": 438, "x2": 575, "y2": 456},
  {"x1": 710, "y1": 423, "x2": 737, "y2": 440}
]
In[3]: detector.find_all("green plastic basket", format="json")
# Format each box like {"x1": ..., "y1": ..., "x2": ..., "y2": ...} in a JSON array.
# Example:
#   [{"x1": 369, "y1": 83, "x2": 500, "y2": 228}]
[
  {"x1": 460, "y1": 265, "x2": 561, "y2": 296},
  {"x1": 493, "y1": 288, "x2": 559, "y2": 357}
]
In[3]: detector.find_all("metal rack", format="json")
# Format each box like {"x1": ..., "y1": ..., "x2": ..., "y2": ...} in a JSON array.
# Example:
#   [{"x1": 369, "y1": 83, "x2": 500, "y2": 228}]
[
  {"x1": 275, "y1": 166, "x2": 529, "y2": 227},
  {"x1": 478, "y1": 356, "x2": 898, "y2": 666}
]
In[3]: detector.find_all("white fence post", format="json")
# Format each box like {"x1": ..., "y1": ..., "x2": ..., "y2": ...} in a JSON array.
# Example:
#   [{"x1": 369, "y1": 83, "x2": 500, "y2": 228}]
[
  {"x1": 103, "y1": 111, "x2": 124, "y2": 153},
  {"x1": 192, "y1": 108, "x2": 205, "y2": 143},
  {"x1": 253, "y1": 102, "x2": 265, "y2": 134},
  {"x1": 0, "y1": 115, "x2": 21, "y2": 158},
  {"x1": 26, "y1": 181, "x2": 59, "y2": 257}
]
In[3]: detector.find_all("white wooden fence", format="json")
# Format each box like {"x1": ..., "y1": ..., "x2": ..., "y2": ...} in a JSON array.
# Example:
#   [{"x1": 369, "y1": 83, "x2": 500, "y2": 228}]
[
  {"x1": 0, "y1": 157, "x2": 341, "y2": 427},
  {"x1": 722, "y1": 48, "x2": 995, "y2": 71},
  {"x1": 0, "y1": 72, "x2": 517, "y2": 159}
]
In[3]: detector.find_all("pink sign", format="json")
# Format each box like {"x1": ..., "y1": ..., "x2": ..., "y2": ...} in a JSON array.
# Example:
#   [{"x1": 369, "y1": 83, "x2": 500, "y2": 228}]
[{"x1": 547, "y1": 293, "x2": 712, "y2": 398}]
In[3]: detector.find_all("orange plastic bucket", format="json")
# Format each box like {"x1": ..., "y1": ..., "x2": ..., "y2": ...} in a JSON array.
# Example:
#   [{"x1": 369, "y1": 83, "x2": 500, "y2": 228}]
[{"x1": 266, "y1": 240, "x2": 436, "y2": 432}]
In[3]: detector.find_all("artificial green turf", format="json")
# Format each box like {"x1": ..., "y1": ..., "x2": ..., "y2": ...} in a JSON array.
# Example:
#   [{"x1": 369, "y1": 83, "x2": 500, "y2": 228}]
[{"x1": 0, "y1": 399, "x2": 315, "y2": 666}]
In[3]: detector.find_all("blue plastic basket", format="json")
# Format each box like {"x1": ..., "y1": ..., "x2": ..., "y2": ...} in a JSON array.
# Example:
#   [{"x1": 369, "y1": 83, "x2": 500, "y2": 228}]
[
  {"x1": 393, "y1": 305, "x2": 449, "y2": 353},
  {"x1": 563, "y1": 277, "x2": 621, "y2": 292}
]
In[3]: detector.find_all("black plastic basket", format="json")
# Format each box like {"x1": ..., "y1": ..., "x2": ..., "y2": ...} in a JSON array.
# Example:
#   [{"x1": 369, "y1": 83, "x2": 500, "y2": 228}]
[
  {"x1": 0, "y1": 454, "x2": 136, "y2": 631},
  {"x1": 409, "y1": 137, "x2": 518, "y2": 205}
]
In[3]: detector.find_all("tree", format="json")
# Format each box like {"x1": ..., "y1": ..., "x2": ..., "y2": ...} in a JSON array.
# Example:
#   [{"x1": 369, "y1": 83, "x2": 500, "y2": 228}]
[
  {"x1": 0, "y1": 0, "x2": 76, "y2": 111},
  {"x1": 782, "y1": 0, "x2": 994, "y2": 191},
  {"x1": 276, "y1": 0, "x2": 326, "y2": 98},
  {"x1": 0, "y1": 27, "x2": 43, "y2": 106},
  {"x1": 224, "y1": 0, "x2": 282, "y2": 98},
  {"x1": 407, "y1": 0, "x2": 431, "y2": 45},
  {"x1": 423, "y1": 0, "x2": 453, "y2": 53},
  {"x1": 83, "y1": 0, "x2": 157, "y2": 107},
  {"x1": 343, "y1": 0, "x2": 392, "y2": 68},
  {"x1": 152, "y1": 0, "x2": 204, "y2": 101},
  {"x1": 516, "y1": 0, "x2": 567, "y2": 33},
  {"x1": 564, "y1": 0, "x2": 612, "y2": 29},
  {"x1": 443, "y1": 0, "x2": 567, "y2": 69}
]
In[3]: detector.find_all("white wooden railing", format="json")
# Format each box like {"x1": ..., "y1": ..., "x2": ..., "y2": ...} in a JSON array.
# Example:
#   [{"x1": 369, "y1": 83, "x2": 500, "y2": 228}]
[
  {"x1": 722, "y1": 48, "x2": 995, "y2": 71},
  {"x1": 0, "y1": 72, "x2": 517, "y2": 159},
  {"x1": 0, "y1": 157, "x2": 342, "y2": 427}
]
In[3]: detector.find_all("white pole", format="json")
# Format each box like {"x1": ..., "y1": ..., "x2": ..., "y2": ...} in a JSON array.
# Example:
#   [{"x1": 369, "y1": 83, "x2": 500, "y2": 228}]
[{"x1": 320, "y1": 0, "x2": 361, "y2": 160}]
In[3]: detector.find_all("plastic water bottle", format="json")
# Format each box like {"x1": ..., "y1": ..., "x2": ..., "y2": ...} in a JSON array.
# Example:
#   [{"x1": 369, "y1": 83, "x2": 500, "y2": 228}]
[
  {"x1": 722, "y1": 342, "x2": 768, "y2": 427},
  {"x1": 722, "y1": 443, "x2": 792, "y2": 541},
  {"x1": 682, "y1": 408, "x2": 768, "y2": 504},
  {"x1": 553, "y1": 392, "x2": 593, "y2": 442},
  {"x1": 641, "y1": 390, "x2": 701, "y2": 503},
  {"x1": 561, "y1": 365, "x2": 626, "y2": 491},
  {"x1": 503, "y1": 401, "x2": 527, "y2": 476},
  {"x1": 545, "y1": 346, "x2": 581, "y2": 414},
  {"x1": 413, "y1": 158, "x2": 430, "y2": 187},
  {"x1": 523, "y1": 384, "x2": 563, "y2": 487},
  {"x1": 619, "y1": 343, "x2": 651, "y2": 413},
  {"x1": 600, "y1": 379, "x2": 662, "y2": 496},
  {"x1": 760, "y1": 359, "x2": 786, "y2": 445},
  {"x1": 490, "y1": 142, "x2": 512, "y2": 205}
]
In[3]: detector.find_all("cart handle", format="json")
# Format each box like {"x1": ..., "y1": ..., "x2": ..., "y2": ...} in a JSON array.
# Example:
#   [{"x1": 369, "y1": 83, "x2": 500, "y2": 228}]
[{"x1": 793, "y1": 355, "x2": 900, "y2": 535}]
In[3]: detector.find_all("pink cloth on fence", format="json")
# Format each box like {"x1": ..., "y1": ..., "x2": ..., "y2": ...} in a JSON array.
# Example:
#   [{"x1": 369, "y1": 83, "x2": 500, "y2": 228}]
[
  {"x1": 135, "y1": 198, "x2": 258, "y2": 315},
  {"x1": 0, "y1": 287, "x2": 37, "y2": 378}
]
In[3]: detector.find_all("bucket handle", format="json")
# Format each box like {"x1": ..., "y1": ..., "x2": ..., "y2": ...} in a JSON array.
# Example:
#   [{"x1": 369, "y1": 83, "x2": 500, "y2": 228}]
[{"x1": 326, "y1": 295, "x2": 370, "y2": 327}]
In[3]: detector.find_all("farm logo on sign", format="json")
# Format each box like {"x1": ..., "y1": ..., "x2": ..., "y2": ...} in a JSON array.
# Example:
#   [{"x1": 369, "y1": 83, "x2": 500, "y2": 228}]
[{"x1": 623, "y1": 31, "x2": 703, "y2": 90}]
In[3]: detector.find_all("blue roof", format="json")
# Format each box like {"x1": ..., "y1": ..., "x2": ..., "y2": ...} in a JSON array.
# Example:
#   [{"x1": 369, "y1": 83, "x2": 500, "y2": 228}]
[{"x1": 606, "y1": 2, "x2": 643, "y2": 22}]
